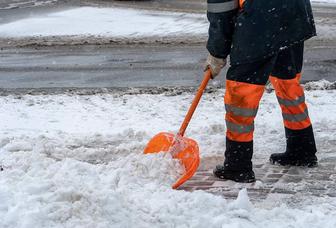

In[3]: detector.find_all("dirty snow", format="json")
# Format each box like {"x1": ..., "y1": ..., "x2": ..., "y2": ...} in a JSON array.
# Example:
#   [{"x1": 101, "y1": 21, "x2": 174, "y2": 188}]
[
  {"x1": 0, "y1": 0, "x2": 58, "y2": 10},
  {"x1": 0, "y1": 7, "x2": 208, "y2": 38},
  {"x1": 1, "y1": 82, "x2": 336, "y2": 227},
  {"x1": 0, "y1": 6, "x2": 334, "y2": 41},
  {"x1": 312, "y1": 0, "x2": 336, "y2": 3}
]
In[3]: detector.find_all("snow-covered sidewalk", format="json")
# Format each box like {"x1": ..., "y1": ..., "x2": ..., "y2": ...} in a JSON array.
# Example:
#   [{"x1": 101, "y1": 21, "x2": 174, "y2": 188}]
[{"x1": 1, "y1": 84, "x2": 336, "y2": 227}]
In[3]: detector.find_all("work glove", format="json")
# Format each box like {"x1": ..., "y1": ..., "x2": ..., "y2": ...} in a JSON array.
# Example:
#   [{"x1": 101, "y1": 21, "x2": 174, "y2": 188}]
[{"x1": 204, "y1": 54, "x2": 227, "y2": 79}]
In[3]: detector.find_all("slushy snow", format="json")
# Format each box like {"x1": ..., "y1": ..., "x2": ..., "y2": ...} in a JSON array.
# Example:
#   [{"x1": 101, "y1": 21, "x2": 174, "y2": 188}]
[{"x1": 1, "y1": 84, "x2": 336, "y2": 227}]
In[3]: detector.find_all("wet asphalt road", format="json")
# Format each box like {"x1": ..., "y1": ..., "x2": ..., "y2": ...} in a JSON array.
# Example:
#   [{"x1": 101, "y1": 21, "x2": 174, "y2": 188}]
[
  {"x1": 0, "y1": 0, "x2": 335, "y2": 89},
  {"x1": 0, "y1": 0, "x2": 78, "y2": 24},
  {"x1": 1, "y1": 41, "x2": 336, "y2": 89}
]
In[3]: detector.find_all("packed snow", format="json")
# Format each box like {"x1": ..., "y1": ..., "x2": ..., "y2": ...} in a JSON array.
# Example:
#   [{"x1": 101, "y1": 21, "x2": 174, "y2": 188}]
[
  {"x1": 0, "y1": 6, "x2": 334, "y2": 41},
  {"x1": 0, "y1": 7, "x2": 208, "y2": 39},
  {"x1": 0, "y1": 0, "x2": 58, "y2": 10},
  {"x1": 312, "y1": 0, "x2": 336, "y2": 3},
  {"x1": 1, "y1": 84, "x2": 336, "y2": 227}
]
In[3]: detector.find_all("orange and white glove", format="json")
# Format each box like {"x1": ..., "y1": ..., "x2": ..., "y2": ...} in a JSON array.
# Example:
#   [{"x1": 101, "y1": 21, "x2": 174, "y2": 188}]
[{"x1": 204, "y1": 54, "x2": 227, "y2": 79}]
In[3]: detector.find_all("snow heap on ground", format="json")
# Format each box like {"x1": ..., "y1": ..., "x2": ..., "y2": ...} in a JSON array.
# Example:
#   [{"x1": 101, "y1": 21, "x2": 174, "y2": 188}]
[
  {"x1": 0, "y1": 5, "x2": 334, "y2": 40},
  {"x1": 1, "y1": 82, "x2": 336, "y2": 227},
  {"x1": 312, "y1": 0, "x2": 336, "y2": 3},
  {"x1": 0, "y1": 7, "x2": 208, "y2": 38}
]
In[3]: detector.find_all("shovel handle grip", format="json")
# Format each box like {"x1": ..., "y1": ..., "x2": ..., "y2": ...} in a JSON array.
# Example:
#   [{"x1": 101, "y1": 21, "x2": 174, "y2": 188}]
[{"x1": 178, "y1": 69, "x2": 212, "y2": 136}]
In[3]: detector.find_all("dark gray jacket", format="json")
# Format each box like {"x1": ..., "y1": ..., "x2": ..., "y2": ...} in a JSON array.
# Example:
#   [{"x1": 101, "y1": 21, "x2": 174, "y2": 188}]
[{"x1": 206, "y1": 0, "x2": 316, "y2": 64}]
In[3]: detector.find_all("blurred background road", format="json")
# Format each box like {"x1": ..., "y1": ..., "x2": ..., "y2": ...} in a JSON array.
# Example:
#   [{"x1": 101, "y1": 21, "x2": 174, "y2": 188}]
[{"x1": 0, "y1": 0, "x2": 335, "y2": 90}]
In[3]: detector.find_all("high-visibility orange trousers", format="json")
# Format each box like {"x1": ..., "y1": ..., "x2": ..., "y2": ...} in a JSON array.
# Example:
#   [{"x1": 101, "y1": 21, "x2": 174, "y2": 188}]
[{"x1": 225, "y1": 42, "x2": 315, "y2": 144}]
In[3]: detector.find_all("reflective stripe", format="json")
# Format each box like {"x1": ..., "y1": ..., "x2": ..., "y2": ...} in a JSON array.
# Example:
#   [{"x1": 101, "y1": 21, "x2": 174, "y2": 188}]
[
  {"x1": 225, "y1": 104, "x2": 258, "y2": 117},
  {"x1": 277, "y1": 95, "x2": 305, "y2": 107},
  {"x1": 226, "y1": 120, "x2": 254, "y2": 133},
  {"x1": 207, "y1": 0, "x2": 238, "y2": 13},
  {"x1": 282, "y1": 109, "x2": 309, "y2": 122}
]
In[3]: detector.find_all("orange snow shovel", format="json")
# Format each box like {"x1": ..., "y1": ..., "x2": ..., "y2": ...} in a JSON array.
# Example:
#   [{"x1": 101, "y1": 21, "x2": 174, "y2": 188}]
[{"x1": 144, "y1": 69, "x2": 212, "y2": 189}]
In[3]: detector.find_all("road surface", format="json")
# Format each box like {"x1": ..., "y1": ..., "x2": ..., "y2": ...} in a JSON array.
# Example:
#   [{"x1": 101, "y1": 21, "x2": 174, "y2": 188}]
[{"x1": 0, "y1": 0, "x2": 335, "y2": 90}]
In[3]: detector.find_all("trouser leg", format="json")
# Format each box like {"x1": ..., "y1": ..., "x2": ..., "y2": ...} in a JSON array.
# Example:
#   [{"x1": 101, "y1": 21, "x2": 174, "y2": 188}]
[
  {"x1": 223, "y1": 79, "x2": 265, "y2": 172},
  {"x1": 269, "y1": 43, "x2": 317, "y2": 166},
  {"x1": 214, "y1": 56, "x2": 275, "y2": 182}
]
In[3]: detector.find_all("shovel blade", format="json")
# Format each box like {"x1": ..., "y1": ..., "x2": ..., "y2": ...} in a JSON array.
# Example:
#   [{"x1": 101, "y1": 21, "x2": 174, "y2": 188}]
[{"x1": 144, "y1": 132, "x2": 200, "y2": 189}]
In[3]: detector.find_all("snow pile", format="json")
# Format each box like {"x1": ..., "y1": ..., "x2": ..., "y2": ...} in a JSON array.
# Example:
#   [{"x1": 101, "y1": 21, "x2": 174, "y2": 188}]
[
  {"x1": 0, "y1": 5, "x2": 334, "y2": 42},
  {"x1": 0, "y1": 145, "x2": 184, "y2": 227},
  {"x1": 0, "y1": 7, "x2": 208, "y2": 39},
  {"x1": 304, "y1": 79, "x2": 336, "y2": 90},
  {"x1": 1, "y1": 90, "x2": 336, "y2": 227},
  {"x1": 1, "y1": 141, "x2": 336, "y2": 227},
  {"x1": 312, "y1": 0, "x2": 336, "y2": 3},
  {"x1": 0, "y1": 0, "x2": 58, "y2": 10}
]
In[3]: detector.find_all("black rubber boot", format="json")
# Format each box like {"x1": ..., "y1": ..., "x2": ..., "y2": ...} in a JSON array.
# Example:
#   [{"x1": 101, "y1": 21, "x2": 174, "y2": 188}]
[
  {"x1": 214, "y1": 138, "x2": 256, "y2": 183},
  {"x1": 270, "y1": 126, "x2": 318, "y2": 167}
]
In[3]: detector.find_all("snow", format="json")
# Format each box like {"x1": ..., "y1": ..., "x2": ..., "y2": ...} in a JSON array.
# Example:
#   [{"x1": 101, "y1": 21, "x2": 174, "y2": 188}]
[
  {"x1": 0, "y1": 0, "x2": 58, "y2": 10},
  {"x1": 312, "y1": 0, "x2": 336, "y2": 3},
  {"x1": 0, "y1": 6, "x2": 334, "y2": 41},
  {"x1": 1, "y1": 83, "x2": 336, "y2": 227},
  {"x1": 0, "y1": 7, "x2": 208, "y2": 38}
]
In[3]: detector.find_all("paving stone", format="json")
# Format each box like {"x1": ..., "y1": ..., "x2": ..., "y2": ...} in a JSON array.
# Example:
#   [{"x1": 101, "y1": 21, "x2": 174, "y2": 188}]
[
  {"x1": 286, "y1": 168, "x2": 302, "y2": 175},
  {"x1": 317, "y1": 164, "x2": 336, "y2": 171},
  {"x1": 205, "y1": 176, "x2": 223, "y2": 182},
  {"x1": 195, "y1": 186, "x2": 224, "y2": 191},
  {"x1": 179, "y1": 186, "x2": 195, "y2": 192},
  {"x1": 270, "y1": 169, "x2": 283, "y2": 174},
  {"x1": 271, "y1": 188, "x2": 297, "y2": 194},
  {"x1": 196, "y1": 172, "x2": 213, "y2": 177},
  {"x1": 254, "y1": 164, "x2": 264, "y2": 168},
  {"x1": 267, "y1": 173, "x2": 284, "y2": 179},
  {"x1": 181, "y1": 156, "x2": 336, "y2": 200},
  {"x1": 280, "y1": 175, "x2": 303, "y2": 183},
  {"x1": 212, "y1": 181, "x2": 235, "y2": 187},
  {"x1": 184, "y1": 181, "x2": 215, "y2": 187},
  {"x1": 319, "y1": 157, "x2": 336, "y2": 163},
  {"x1": 308, "y1": 173, "x2": 332, "y2": 181},
  {"x1": 255, "y1": 175, "x2": 266, "y2": 179},
  {"x1": 261, "y1": 178, "x2": 279, "y2": 184},
  {"x1": 188, "y1": 176, "x2": 207, "y2": 181}
]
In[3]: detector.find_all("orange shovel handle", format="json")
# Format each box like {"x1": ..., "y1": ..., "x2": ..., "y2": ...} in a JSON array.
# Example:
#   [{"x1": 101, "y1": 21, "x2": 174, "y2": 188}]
[{"x1": 178, "y1": 69, "x2": 212, "y2": 136}]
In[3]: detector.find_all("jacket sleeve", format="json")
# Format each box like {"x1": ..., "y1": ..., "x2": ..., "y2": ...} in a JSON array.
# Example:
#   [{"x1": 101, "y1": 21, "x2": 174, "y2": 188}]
[{"x1": 206, "y1": 0, "x2": 239, "y2": 59}]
